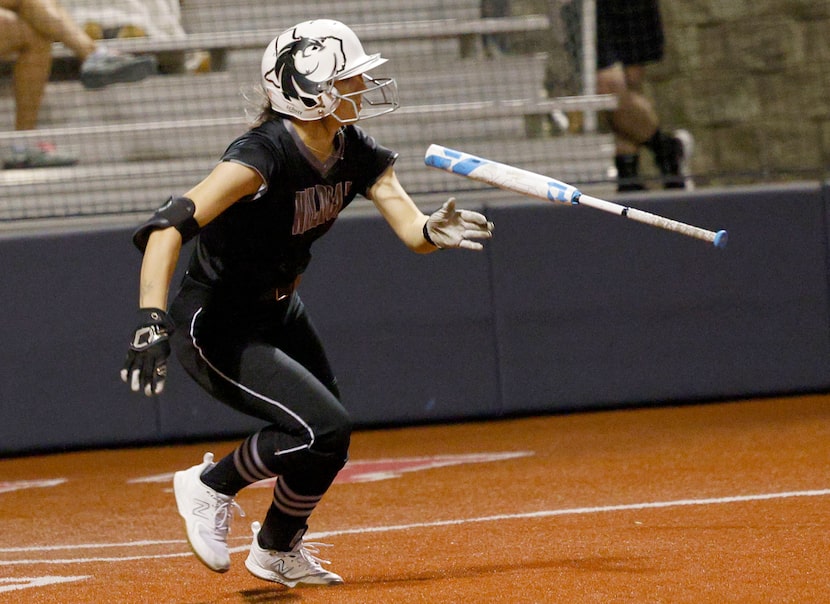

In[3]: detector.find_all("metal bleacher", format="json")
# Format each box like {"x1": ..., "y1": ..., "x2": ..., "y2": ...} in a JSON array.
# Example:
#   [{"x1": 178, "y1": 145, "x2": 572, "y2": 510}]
[{"x1": 0, "y1": 0, "x2": 616, "y2": 226}]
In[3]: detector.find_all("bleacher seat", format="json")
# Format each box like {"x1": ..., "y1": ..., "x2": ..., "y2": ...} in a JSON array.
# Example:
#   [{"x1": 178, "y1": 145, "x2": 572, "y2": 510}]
[{"x1": 0, "y1": 1, "x2": 615, "y2": 224}]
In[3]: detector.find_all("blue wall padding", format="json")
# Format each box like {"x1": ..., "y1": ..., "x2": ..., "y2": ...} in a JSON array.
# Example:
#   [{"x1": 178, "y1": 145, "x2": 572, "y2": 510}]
[
  {"x1": 295, "y1": 210, "x2": 501, "y2": 425},
  {"x1": 0, "y1": 230, "x2": 158, "y2": 452},
  {"x1": 486, "y1": 183, "x2": 830, "y2": 413},
  {"x1": 1, "y1": 183, "x2": 828, "y2": 455}
]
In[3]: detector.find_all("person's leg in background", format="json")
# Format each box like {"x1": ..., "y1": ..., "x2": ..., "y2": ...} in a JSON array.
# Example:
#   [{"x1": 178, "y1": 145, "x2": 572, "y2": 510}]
[
  {"x1": 596, "y1": 0, "x2": 692, "y2": 191},
  {"x1": 3, "y1": 0, "x2": 96, "y2": 61},
  {"x1": 597, "y1": 61, "x2": 657, "y2": 191},
  {"x1": 0, "y1": 5, "x2": 53, "y2": 131},
  {"x1": 3, "y1": 0, "x2": 156, "y2": 86},
  {"x1": 598, "y1": 60, "x2": 692, "y2": 191},
  {"x1": 0, "y1": 1, "x2": 78, "y2": 166},
  {"x1": 0, "y1": 0, "x2": 156, "y2": 168}
]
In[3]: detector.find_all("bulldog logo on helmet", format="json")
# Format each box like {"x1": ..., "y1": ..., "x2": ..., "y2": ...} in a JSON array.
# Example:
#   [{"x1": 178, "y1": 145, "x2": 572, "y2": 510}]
[{"x1": 263, "y1": 31, "x2": 347, "y2": 112}]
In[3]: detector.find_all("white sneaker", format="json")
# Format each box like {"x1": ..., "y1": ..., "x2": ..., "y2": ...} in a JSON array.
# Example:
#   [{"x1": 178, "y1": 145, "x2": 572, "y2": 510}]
[
  {"x1": 674, "y1": 129, "x2": 696, "y2": 191},
  {"x1": 245, "y1": 522, "x2": 344, "y2": 587},
  {"x1": 173, "y1": 452, "x2": 244, "y2": 573}
]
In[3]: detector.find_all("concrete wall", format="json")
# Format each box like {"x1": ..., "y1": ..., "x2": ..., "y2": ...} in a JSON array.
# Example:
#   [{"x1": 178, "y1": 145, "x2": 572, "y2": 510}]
[
  {"x1": 2, "y1": 183, "x2": 829, "y2": 455},
  {"x1": 652, "y1": 0, "x2": 830, "y2": 182},
  {"x1": 522, "y1": 0, "x2": 830, "y2": 182}
]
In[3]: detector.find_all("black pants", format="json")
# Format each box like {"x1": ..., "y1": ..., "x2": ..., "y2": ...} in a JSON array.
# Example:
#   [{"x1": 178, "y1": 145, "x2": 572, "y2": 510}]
[{"x1": 169, "y1": 276, "x2": 352, "y2": 484}]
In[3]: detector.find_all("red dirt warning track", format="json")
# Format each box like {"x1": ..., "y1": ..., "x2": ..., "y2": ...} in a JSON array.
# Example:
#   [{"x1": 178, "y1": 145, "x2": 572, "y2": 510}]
[{"x1": 1, "y1": 394, "x2": 829, "y2": 603}]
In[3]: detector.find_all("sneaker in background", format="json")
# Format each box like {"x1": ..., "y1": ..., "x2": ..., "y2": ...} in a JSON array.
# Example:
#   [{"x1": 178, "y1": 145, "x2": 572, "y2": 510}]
[
  {"x1": 245, "y1": 521, "x2": 344, "y2": 587},
  {"x1": 658, "y1": 129, "x2": 695, "y2": 190},
  {"x1": 614, "y1": 153, "x2": 647, "y2": 192},
  {"x1": 80, "y1": 48, "x2": 157, "y2": 90},
  {"x1": 3, "y1": 142, "x2": 78, "y2": 169},
  {"x1": 672, "y1": 129, "x2": 695, "y2": 190}
]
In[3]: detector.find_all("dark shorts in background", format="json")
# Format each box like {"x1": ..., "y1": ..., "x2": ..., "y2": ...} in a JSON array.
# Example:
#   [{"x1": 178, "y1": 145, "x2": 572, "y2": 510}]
[{"x1": 596, "y1": 0, "x2": 665, "y2": 69}]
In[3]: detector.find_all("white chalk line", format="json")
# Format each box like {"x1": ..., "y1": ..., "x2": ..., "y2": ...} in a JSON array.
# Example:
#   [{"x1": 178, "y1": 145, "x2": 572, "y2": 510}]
[
  {"x1": 0, "y1": 576, "x2": 91, "y2": 594},
  {"x1": 2, "y1": 488, "x2": 829, "y2": 567}
]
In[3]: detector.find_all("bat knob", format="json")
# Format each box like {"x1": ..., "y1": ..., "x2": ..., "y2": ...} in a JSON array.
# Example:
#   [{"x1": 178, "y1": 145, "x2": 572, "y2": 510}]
[{"x1": 713, "y1": 230, "x2": 728, "y2": 249}]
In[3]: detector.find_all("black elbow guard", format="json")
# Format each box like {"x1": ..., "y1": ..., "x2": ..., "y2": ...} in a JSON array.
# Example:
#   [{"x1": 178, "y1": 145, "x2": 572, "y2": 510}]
[{"x1": 132, "y1": 196, "x2": 200, "y2": 252}]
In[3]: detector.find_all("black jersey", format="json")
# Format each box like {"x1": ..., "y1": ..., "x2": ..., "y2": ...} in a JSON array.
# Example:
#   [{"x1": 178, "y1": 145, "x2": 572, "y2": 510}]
[{"x1": 185, "y1": 118, "x2": 397, "y2": 298}]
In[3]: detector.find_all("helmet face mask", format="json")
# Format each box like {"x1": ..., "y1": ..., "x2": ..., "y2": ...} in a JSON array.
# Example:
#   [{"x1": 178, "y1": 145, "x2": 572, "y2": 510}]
[
  {"x1": 331, "y1": 74, "x2": 399, "y2": 124},
  {"x1": 261, "y1": 20, "x2": 399, "y2": 123}
]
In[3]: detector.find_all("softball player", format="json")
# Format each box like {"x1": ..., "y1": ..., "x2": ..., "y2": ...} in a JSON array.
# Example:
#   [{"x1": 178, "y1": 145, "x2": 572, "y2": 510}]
[{"x1": 120, "y1": 19, "x2": 494, "y2": 587}]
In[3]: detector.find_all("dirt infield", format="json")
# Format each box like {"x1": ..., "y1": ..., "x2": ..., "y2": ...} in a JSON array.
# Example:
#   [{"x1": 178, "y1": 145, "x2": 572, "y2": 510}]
[{"x1": 2, "y1": 394, "x2": 829, "y2": 603}]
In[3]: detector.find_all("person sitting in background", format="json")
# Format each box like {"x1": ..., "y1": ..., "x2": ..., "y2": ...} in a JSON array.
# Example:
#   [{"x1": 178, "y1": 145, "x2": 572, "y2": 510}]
[
  {"x1": 0, "y1": 0, "x2": 156, "y2": 168},
  {"x1": 594, "y1": 0, "x2": 693, "y2": 191}
]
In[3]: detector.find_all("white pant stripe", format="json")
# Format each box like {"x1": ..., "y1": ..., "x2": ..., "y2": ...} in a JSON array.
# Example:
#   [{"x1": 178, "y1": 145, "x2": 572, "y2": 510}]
[{"x1": 188, "y1": 307, "x2": 315, "y2": 456}]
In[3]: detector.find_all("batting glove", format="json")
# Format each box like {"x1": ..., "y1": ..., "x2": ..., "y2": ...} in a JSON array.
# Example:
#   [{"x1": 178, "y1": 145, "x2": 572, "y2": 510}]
[
  {"x1": 120, "y1": 308, "x2": 173, "y2": 396},
  {"x1": 424, "y1": 198, "x2": 494, "y2": 251}
]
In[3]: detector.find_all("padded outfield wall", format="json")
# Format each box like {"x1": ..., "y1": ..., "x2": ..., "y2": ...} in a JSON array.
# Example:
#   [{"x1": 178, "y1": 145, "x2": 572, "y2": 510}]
[{"x1": 2, "y1": 182, "x2": 829, "y2": 455}]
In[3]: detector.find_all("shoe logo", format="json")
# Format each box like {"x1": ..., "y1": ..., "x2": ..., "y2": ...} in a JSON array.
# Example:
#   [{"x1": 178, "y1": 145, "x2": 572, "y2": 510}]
[{"x1": 192, "y1": 499, "x2": 212, "y2": 521}]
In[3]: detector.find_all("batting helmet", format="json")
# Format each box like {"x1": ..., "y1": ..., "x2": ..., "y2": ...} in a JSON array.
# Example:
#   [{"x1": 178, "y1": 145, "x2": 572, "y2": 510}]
[{"x1": 261, "y1": 20, "x2": 398, "y2": 122}]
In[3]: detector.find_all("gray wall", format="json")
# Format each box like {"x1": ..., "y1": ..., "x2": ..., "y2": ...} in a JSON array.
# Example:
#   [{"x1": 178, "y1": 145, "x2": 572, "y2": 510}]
[
  {"x1": 527, "y1": 0, "x2": 830, "y2": 183},
  {"x1": 2, "y1": 183, "x2": 829, "y2": 455}
]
